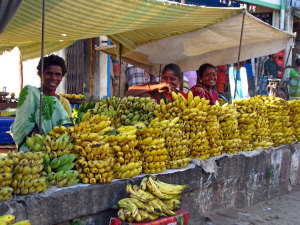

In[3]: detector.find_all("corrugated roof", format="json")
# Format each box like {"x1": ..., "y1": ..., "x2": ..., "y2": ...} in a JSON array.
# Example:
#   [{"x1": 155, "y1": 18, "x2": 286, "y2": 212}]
[{"x1": 0, "y1": 0, "x2": 243, "y2": 60}]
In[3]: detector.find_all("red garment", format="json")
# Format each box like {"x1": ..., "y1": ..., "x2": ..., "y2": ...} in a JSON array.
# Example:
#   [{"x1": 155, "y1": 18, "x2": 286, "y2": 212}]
[
  {"x1": 190, "y1": 84, "x2": 219, "y2": 105},
  {"x1": 217, "y1": 65, "x2": 226, "y2": 84}
]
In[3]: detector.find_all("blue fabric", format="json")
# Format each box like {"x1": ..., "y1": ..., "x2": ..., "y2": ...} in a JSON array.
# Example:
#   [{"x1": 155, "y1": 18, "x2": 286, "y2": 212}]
[
  {"x1": 231, "y1": 69, "x2": 243, "y2": 101},
  {"x1": 245, "y1": 63, "x2": 253, "y2": 77}
]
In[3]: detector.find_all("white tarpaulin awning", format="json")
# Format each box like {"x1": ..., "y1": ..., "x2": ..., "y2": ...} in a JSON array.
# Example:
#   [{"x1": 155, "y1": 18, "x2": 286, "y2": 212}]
[{"x1": 101, "y1": 11, "x2": 295, "y2": 74}]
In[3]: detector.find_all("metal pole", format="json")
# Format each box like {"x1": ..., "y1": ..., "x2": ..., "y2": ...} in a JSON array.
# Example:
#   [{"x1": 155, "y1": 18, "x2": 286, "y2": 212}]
[
  {"x1": 39, "y1": 0, "x2": 45, "y2": 134},
  {"x1": 118, "y1": 45, "x2": 122, "y2": 97},
  {"x1": 234, "y1": 11, "x2": 246, "y2": 100}
]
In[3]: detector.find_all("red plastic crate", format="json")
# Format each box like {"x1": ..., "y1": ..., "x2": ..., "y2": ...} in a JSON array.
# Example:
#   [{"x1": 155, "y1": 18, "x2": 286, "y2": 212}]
[{"x1": 109, "y1": 209, "x2": 188, "y2": 225}]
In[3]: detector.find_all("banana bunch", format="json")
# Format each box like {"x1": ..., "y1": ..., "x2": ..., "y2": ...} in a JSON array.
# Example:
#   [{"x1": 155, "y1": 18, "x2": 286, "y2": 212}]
[
  {"x1": 92, "y1": 96, "x2": 158, "y2": 127},
  {"x1": 44, "y1": 154, "x2": 78, "y2": 187},
  {"x1": 76, "y1": 156, "x2": 114, "y2": 184},
  {"x1": 0, "y1": 156, "x2": 14, "y2": 202},
  {"x1": 107, "y1": 126, "x2": 142, "y2": 178},
  {"x1": 117, "y1": 177, "x2": 187, "y2": 223},
  {"x1": 0, "y1": 214, "x2": 31, "y2": 225},
  {"x1": 155, "y1": 91, "x2": 209, "y2": 122},
  {"x1": 250, "y1": 96, "x2": 273, "y2": 149},
  {"x1": 137, "y1": 119, "x2": 169, "y2": 174},
  {"x1": 233, "y1": 98, "x2": 258, "y2": 152},
  {"x1": 205, "y1": 105, "x2": 223, "y2": 157},
  {"x1": 219, "y1": 104, "x2": 241, "y2": 154},
  {"x1": 289, "y1": 99, "x2": 300, "y2": 141},
  {"x1": 264, "y1": 97, "x2": 293, "y2": 147},
  {"x1": 9, "y1": 151, "x2": 47, "y2": 195},
  {"x1": 26, "y1": 132, "x2": 73, "y2": 158},
  {"x1": 156, "y1": 91, "x2": 210, "y2": 160},
  {"x1": 69, "y1": 114, "x2": 112, "y2": 158}
]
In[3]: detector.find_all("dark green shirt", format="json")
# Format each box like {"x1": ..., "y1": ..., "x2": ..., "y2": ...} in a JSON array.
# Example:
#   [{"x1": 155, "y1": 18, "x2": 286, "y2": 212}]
[{"x1": 264, "y1": 59, "x2": 280, "y2": 78}]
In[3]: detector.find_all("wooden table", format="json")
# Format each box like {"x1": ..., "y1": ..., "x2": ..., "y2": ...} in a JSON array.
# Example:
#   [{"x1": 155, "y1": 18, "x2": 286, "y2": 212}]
[{"x1": 0, "y1": 102, "x2": 18, "y2": 110}]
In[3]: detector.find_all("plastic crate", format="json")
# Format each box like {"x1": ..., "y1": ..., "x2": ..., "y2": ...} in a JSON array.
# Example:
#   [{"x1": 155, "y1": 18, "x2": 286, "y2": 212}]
[
  {"x1": 0, "y1": 131, "x2": 14, "y2": 144},
  {"x1": 109, "y1": 209, "x2": 188, "y2": 225},
  {"x1": 0, "y1": 116, "x2": 15, "y2": 130},
  {"x1": 0, "y1": 116, "x2": 15, "y2": 144}
]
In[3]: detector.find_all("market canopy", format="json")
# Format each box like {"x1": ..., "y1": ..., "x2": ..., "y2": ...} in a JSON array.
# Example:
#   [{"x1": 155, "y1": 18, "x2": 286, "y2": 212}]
[
  {"x1": 0, "y1": 0, "x2": 244, "y2": 60},
  {"x1": 102, "y1": 11, "x2": 295, "y2": 74}
]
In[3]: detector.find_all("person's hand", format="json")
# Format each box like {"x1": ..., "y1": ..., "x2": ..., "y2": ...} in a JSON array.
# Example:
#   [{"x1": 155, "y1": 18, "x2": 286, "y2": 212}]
[{"x1": 155, "y1": 82, "x2": 171, "y2": 93}]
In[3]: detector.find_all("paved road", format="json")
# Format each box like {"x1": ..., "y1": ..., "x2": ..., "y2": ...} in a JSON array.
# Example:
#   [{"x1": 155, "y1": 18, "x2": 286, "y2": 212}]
[{"x1": 191, "y1": 189, "x2": 300, "y2": 225}]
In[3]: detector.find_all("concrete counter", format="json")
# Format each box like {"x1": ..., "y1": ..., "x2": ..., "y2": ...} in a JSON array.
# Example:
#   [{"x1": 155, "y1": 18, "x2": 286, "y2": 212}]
[{"x1": 1, "y1": 143, "x2": 299, "y2": 225}]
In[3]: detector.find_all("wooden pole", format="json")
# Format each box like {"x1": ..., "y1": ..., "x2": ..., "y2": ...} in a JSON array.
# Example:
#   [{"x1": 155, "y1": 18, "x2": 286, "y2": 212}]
[
  {"x1": 234, "y1": 11, "x2": 246, "y2": 100},
  {"x1": 19, "y1": 55, "x2": 23, "y2": 93},
  {"x1": 39, "y1": 0, "x2": 46, "y2": 134},
  {"x1": 118, "y1": 44, "x2": 122, "y2": 97},
  {"x1": 89, "y1": 38, "x2": 95, "y2": 102}
]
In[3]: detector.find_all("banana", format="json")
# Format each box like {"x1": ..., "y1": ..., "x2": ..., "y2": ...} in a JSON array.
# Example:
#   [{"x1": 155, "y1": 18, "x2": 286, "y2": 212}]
[
  {"x1": 140, "y1": 177, "x2": 148, "y2": 191},
  {"x1": 117, "y1": 209, "x2": 126, "y2": 221},
  {"x1": 11, "y1": 220, "x2": 31, "y2": 225},
  {"x1": 147, "y1": 177, "x2": 176, "y2": 200},
  {"x1": 0, "y1": 215, "x2": 15, "y2": 224},
  {"x1": 118, "y1": 200, "x2": 138, "y2": 218}
]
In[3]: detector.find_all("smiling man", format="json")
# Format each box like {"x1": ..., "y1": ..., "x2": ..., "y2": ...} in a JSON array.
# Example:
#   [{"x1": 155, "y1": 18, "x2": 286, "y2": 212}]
[{"x1": 11, "y1": 55, "x2": 72, "y2": 151}]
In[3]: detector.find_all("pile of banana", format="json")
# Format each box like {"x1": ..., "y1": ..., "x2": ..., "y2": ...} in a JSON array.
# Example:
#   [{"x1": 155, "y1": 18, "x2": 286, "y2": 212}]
[
  {"x1": 219, "y1": 104, "x2": 242, "y2": 154},
  {"x1": 155, "y1": 91, "x2": 210, "y2": 160},
  {"x1": 27, "y1": 132, "x2": 73, "y2": 157},
  {"x1": 233, "y1": 98, "x2": 257, "y2": 151},
  {"x1": 0, "y1": 214, "x2": 31, "y2": 225},
  {"x1": 0, "y1": 156, "x2": 14, "y2": 202},
  {"x1": 205, "y1": 105, "x2": 223, "y2": 157},
  {"x1": 44, "y1": 154, "x2": 78, "y2": 187},
  {"x1": 289, "y1": 99, "x2": 300, "y2": 141},
  {"x1": 264, "y1": 97, "x2": 290, "y2": 147},
  {"x1": 117, "y1": 176, "x2": 187, "y2": 223},
  {"x1": 92, "y1": 96, "x2": 157, "y2": 127},
  {"x1": 280, "y1": 100, "x2": 295, "y2": 144},
  {"x1": 9, "y1": 152, "x2": 47, "y2": 195},
  {"x1": 106, "y1": 126, "x2": 142, "y2": 179},
  {"x1": 137, "y1": 119, "x2": 169, "y2": 174},
  {"x1": 249, "y1": 96, "x2": 273, "y2": 149}
]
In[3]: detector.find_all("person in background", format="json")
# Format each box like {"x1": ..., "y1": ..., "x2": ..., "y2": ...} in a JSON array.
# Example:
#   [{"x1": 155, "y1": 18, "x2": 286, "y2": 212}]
[
  {"x1": 126, "y1": 65, "x2": 150, "y2": 87},
  {"x1": 127, "y1": 63, "x2": 187, "y2": 103},
  {"x1": 289, "y1": 56, "x2": 300, "y2": 98},
  {"x1": 11, "y1": 54, "x2": 72, "y2": 151},
  {"x1": 190, "y1": 63, "x2": 219, "y2": 105},
  {"x1": 264, "y1": 54, "x2": 283, "y2": 78},
  {"x1": 216, "y1": 65, "x2": 226, "y2": 93}
]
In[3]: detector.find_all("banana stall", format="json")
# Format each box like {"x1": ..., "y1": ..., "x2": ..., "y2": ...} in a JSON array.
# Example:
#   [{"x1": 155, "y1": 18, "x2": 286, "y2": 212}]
[{"x1": 0, "y1": 0, "x2": 299, "y2": 225}]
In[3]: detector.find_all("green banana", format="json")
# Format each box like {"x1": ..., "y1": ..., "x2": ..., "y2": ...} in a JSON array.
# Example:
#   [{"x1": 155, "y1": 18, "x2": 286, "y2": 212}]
[
  {"x1": 50, "y1": 158, "x2": 61, "y2": 169},
  {"x1": 65, "y1": 170, "x2": 79, "y2": 179},
  {"x1": 25, "y1": 137, "x2": 35, "y2": 148},
  {"x1": 47, "y1": 172, "x2": 56, "y2": 180},
  {"x1": 43, "y1": 135, "x2": 52, "y2": 145},
  {"x1": 57, "y1": 178, "x2": 68, "y2": 187},
  {"x1": 56, "y1": 162, "x2": 75, "y2": 172},
  {"x1": 44, "y1": 154, "x2": 50, "y2": 165},
  {"x1": 55, "y1": 171, "x2": 66, "y2": 180}
]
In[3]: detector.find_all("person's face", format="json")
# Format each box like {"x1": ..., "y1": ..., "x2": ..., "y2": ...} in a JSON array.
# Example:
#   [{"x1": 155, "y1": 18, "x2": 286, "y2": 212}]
[
  {"x1": 42, "y1": 65, "x2": 63, "y2": 92},
  {"x1": 271, "y1": 54, "x2": 277, "y2": 60},
  {"x1": 161, "y1": 69, "x2": 180, "y2": 91},
  {"x1": 201, "y1": 67, "x2": 217, "y2": 88}
]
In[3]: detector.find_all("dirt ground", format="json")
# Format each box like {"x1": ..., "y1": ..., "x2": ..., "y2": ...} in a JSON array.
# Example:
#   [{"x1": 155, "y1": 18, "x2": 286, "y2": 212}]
[{"x1": 190, "y1": 189, "x2": 300, "y2": 225}]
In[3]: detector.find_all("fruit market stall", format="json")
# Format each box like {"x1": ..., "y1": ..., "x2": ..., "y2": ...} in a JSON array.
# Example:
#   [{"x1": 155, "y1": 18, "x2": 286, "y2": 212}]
[{"x1": 0, "y1": 93, "x2": 300, "y2": 224}]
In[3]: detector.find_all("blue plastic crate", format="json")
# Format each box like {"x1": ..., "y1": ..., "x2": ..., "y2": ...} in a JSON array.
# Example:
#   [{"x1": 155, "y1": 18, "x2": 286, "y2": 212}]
[
  {"x1": 0, "y1": 116, "x2": 15, "y2": 131},
  {"x1": 0, "y1": 131, "x2": 14, "y2": 144}
]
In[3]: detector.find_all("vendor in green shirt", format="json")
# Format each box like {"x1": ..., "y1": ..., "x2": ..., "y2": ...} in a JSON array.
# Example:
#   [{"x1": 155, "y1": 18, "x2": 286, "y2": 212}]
[
  {"x1": 289, "y1": 57, "x2": 300, "y2": 98},
  {"x1": 264, "y1": 54, "x2": 283, "y2": 78}
]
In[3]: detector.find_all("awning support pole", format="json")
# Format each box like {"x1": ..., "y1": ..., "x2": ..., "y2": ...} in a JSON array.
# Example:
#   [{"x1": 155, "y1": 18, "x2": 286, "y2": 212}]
[
  {"x1": 89, "y1": 38, "x2": 95, "y2": 102},
  {"x1": 19, "y1": 55, "x2": 23, "y2": 94},
  {"x1": 39, "y1": 0, "x2": 46, "y2": 134},
  {"x1": 118, "y1": 44, "x2": 122, "y2": 97},
  {"x1": 234, "y1": 11, "x2": 246, "y2": 100}
]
